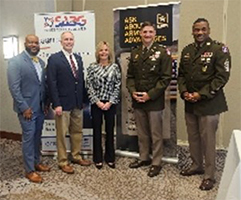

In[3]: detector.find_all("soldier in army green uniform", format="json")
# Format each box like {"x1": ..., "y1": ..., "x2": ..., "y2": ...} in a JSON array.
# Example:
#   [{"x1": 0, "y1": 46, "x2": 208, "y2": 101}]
[
  {"x1": 178, "y1": 18, "x2": 231, "y2": 190},
  {"x1": 126, "y1": 21, "x2": 172, "y2": 177}
]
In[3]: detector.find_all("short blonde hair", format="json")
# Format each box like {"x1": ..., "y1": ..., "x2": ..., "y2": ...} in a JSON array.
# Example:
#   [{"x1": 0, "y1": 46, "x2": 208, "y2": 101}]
[{"x1": 95, "y1": 41, "x2": 113, "y2": 64}]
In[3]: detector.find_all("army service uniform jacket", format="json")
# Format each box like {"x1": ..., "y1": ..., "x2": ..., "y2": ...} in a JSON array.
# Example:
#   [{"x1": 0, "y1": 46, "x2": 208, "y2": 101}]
[
  {"x1": 126, "y1": 42, "x2": 172, "y2": 111},
  {"x1": 178, "y1": 37, "x2": 231, "y2": 116}
]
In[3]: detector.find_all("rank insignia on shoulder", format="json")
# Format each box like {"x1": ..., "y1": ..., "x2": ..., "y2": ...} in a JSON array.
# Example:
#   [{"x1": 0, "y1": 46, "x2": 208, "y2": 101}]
[
  {"x1": 214, "y1": 40, "x2": 221, "y2": 45},
  {"x1": 222, "y1": 45, "x2": 229, "y2": 53},
  {"x1": 159, "y1": 44, "x2": 166, "y2": 48}
]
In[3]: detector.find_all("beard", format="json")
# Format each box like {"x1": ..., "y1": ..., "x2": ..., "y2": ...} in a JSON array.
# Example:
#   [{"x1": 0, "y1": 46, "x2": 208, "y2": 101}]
[{"x1": 25, "y1": 46, "x2": 40, "y2": 56}]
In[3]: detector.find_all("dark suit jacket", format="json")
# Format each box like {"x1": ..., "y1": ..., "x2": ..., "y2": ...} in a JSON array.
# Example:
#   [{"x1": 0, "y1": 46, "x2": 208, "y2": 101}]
[
  {"x1": 7, "y1": 51, "x2": 46, "y2": 114},
  {"x1": 46, "y1": 51, "x2": 85, "y2": 111}
]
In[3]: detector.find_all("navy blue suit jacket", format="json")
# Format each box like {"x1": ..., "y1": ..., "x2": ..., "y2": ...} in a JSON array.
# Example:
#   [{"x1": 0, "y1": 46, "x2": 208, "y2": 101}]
[{"x1": 46, "y1": 51, "x2": 85, "y2": 111}]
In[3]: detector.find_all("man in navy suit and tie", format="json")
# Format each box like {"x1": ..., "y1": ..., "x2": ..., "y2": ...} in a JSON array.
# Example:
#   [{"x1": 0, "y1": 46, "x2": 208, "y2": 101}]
[
  {"x1": 47, "y1": 31, "x2": 91, "y2": 174},
  {"x1": 7, "y1": 34, "x2": 50, "y2": 183}
]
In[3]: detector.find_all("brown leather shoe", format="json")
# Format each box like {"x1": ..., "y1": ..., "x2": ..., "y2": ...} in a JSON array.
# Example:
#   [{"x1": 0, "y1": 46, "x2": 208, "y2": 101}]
[
  {"x1": 72, "y1": 159, "x2": 92, "y2": 166},
  {"x1": 35, "y1": 164, "x2": 51, "y2": 172},
  {"x1": 199, "y1": 179, "x2": 216, "y2": 190},
  {"x1": 59, "y1": 165, "x2": 74, "y2": 174},
  {"x1": 180, "y1": 168, "x2": 204, "y2": 176},
  {"x1": 147, "y1": 165, "x2": 162, "y2": 177},
  {"x1": 129, "y1": 160, "x2": 152, "y2": 168},
  {"x1": 25, "y1": 172, "x2": 42, "y2": 183}
]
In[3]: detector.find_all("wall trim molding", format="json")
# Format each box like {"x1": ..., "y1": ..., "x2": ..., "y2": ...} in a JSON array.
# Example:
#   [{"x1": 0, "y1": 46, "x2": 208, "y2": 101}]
[
  {"x1": 0, "y1": 131, "x2": 21, "y2": 141},
  {"x1": 0, "y1": 131, "x2": 227, "y2": 150}
]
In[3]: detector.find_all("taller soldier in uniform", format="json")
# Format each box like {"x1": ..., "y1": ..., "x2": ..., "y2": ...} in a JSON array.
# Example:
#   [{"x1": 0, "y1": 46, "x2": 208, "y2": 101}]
[
  {"x1": 178, "y1": 18, "x2": 231, "y2": 190},
  {"x1": 126, "y1": 21, "x2": 172, "y2": 177}
]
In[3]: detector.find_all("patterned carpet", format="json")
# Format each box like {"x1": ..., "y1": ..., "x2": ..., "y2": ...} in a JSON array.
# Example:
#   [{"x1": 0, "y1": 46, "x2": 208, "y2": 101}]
[{"x1": 0, "y1": 139, "x2": 226, "y2": 200}]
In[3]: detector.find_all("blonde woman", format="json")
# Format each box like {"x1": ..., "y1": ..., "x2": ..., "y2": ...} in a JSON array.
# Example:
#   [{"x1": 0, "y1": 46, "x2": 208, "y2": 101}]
[{"x1": 86, "y1": 41, "x2": 121, "y2": 169}]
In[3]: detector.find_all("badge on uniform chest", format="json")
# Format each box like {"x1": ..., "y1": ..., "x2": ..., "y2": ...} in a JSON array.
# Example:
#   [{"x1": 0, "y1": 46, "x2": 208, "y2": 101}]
[
  {"x1": 200, "y1": 52, "x2": 213, "y2": 72},
  {"x1": 201, "y1": 52, "x2": 213, "y2": 64},
  {"x1": 202, "y1": 65, "x2": 208, "y2": 72},
  {"x1": 149, "y1": 51, "x2": 161, "y2": 61},
  {"x1": 202, "y1": 52, "x2": 213, "y2": 58}
]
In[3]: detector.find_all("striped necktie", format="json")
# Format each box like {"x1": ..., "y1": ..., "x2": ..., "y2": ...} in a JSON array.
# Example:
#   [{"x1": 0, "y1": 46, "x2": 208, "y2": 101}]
[{"x1": 69, "y1": 55, "x2": 77, "y2": 78}]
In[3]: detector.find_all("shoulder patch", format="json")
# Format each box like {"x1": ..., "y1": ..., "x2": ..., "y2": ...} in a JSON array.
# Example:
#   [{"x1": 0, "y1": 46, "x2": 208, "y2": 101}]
[
  {"x1": 222, "y1": 45, "x2": 229, "y2": 53},
  {"x1": 213, "y1": 40, "x2": 229, "y2": 53}
]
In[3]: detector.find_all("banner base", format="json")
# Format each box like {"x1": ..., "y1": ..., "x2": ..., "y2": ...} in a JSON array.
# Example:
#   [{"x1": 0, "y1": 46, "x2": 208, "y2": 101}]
[{"x1": 115, "y1": 150, "x2": 178, "y2": 164}]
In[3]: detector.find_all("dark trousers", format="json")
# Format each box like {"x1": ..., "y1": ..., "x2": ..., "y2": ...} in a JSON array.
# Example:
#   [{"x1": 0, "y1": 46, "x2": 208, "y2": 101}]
[{"x1": 91, "y1": 103, "x2": 116, "y2": 163}]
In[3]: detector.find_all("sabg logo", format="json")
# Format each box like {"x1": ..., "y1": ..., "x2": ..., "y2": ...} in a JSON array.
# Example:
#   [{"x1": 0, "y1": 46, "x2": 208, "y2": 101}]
[
  {"x1": 43, "y1": 15, "x2": 87, "y2": 30},
  {"x1": 44, "y1": 17, "x2": 54, "y2": 28},
  {"x1": 156, "y1": 13, "x2": 169, "y2": 29}
]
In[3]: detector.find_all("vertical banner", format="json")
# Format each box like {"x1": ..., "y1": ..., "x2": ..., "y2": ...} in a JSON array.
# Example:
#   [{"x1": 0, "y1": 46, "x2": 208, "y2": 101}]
[
  {"x1": 34, "y1": 11, "x2": 95, "y2": 154},
  {"x1": 114, "y1": 2, "x2": 180, "y2": 162}
]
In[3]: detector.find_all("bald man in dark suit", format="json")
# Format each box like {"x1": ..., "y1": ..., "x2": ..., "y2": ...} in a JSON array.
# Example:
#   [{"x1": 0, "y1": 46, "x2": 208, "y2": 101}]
[{"x1": 47, "y1": 31, "x2": 91, "y2": 174}]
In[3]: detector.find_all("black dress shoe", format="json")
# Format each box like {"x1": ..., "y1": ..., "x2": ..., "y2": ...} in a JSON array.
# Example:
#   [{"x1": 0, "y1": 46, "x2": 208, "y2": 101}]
[
  {"x1": 107, "y1": 162, "x2": 116, "y2": 169},
  {"x1": 147, "y1": 165, "x2": 162, "y2": 177},
  {"x1": 95, "y1": 163, "x2": 103, "y2": 170},
  {"x1": 129, "y1": 160, "x2": 152, "y2": 169},
  {"x1": 180, "y1": 168, "x2": 204, "y2": 176},
  {"x1": 199, "y1": 179, "x2": 216, "y2": 190}
]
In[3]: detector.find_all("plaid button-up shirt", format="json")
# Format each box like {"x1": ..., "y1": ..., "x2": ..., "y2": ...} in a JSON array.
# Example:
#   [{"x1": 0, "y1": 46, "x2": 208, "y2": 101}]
[{"x1": 86, "y1": 62, "x2": 121, "y2": 105}]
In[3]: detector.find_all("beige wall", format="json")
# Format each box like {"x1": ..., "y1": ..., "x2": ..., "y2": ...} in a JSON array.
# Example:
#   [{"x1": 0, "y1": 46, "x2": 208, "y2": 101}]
[
  {"x1": 0, "y1": 0, "x2": 55, "y2": 133},
  {"x1": 1, "y1": 0, "x2": 240, "y2": 148},
  {"x1": 221, "y1": 0, "x2": 241, "y2": 147}
]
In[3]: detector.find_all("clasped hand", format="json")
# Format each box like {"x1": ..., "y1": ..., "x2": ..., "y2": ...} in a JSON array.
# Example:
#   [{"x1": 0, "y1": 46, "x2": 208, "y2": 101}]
[
  {"x1": 96, "y1": 101, "x2": 112, "y2": 110},
  {"x1": 184, "y1": 92, "x2": 201, "y2": 103},
  {"x1": 132, "y1": 92, "x2": 150, "y2": 103}
]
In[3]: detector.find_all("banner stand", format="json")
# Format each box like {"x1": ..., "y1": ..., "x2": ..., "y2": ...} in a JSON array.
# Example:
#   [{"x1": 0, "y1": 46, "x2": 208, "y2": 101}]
[
  {"x1": 114, "y1": 2, "x2": 181, "y2": 164},
  {"x1": 115, "y1": 150, "x2": 178, "y2": 164}
]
